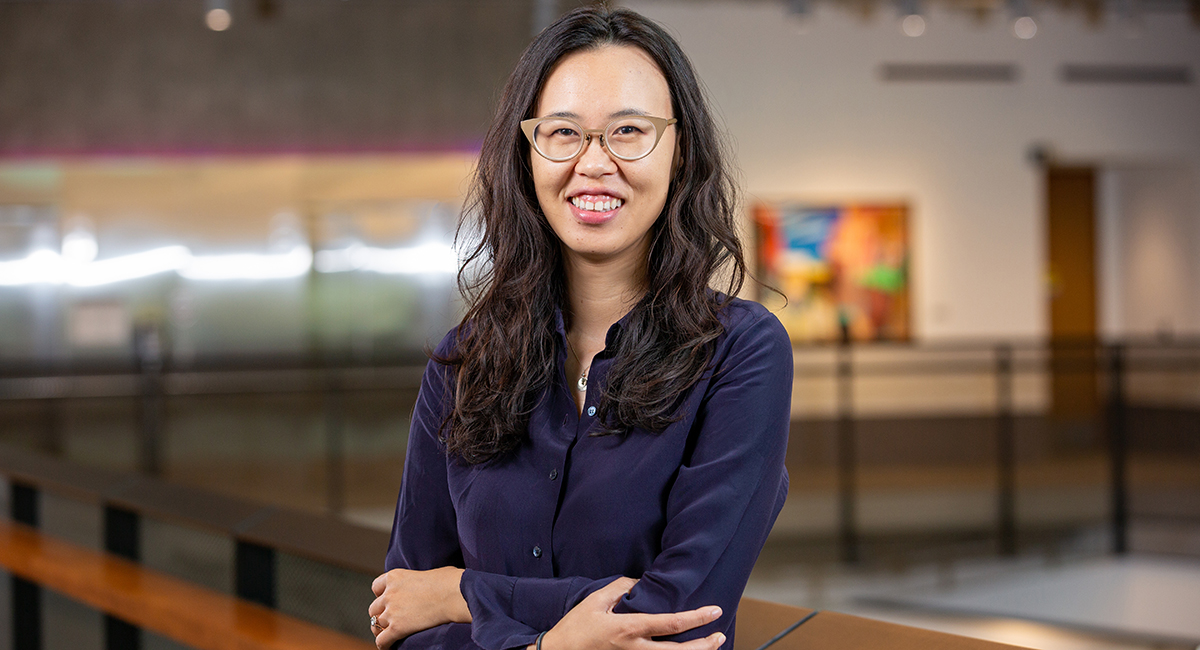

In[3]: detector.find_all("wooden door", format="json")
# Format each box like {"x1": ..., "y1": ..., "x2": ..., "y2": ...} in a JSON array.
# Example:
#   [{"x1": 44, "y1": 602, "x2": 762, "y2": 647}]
[{"x1": 1046, "y1": 166, "x2": 1099, "y2": 418}]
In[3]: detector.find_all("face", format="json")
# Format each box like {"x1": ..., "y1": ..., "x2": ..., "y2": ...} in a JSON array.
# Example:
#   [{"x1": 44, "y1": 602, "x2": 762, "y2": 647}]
[{"x1": 530, "y1": 45, "x2": 677, "y2": 268}]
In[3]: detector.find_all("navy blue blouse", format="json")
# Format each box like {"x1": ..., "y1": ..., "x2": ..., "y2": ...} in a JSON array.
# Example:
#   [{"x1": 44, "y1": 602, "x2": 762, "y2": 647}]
[{"x1": 385, "y1": 297, "x2": 792, "y2": 650}]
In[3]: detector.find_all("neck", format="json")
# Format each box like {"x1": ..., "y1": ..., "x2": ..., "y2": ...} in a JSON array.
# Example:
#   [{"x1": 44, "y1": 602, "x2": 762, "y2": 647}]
[{"x1": 562, "y1": 246, "x2": 647, "y2": 355}]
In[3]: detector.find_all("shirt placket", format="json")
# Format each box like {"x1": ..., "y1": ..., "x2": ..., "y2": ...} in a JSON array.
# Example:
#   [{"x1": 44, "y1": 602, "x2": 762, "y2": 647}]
[
  {"x1": 547, "y1": 314, "x2": 621, "y2": 573},
  {"x1": 540, "y1": 328, "x2": 577, "y2": 573}
]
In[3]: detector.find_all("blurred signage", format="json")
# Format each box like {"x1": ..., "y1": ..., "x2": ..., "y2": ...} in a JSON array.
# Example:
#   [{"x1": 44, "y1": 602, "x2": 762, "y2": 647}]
[{"x1": 68, "y1": 302, "x2": 131, "y2": 348}]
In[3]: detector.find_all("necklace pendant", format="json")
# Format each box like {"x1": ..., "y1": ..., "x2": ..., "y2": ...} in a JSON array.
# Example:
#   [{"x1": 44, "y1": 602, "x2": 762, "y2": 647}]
[{"x1": 576, "y1": 374, "x2": 588, "y2": 392}]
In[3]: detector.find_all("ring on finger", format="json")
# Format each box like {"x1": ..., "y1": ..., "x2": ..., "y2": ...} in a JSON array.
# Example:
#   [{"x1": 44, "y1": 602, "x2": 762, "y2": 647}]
[{"x1": 371, "y1": 614, "x2": 385, "y2": 630}]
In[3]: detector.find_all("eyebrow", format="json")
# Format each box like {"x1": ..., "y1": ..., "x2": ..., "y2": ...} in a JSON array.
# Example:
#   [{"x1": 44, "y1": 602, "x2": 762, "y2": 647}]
[{"x1": 543, "y1": 108, "x2": 650, "y2": 119}]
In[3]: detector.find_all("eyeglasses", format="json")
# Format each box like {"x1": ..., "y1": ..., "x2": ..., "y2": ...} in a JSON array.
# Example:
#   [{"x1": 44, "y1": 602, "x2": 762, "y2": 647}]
[{"x1": 520, "y1": 115, "x2": 677, "y2": 162}]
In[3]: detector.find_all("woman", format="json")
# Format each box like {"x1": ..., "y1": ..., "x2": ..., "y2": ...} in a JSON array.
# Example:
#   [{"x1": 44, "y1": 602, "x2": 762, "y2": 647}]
[{"x1": 369, "y1": 6, "x2": 792, "y2": 650}]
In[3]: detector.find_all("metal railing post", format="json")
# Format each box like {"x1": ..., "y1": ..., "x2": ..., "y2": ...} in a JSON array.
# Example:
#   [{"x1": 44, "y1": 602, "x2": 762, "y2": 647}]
[
  {"x1": 104, "y1": 506, "x2": 142, "y2": 650},
  {"x1": 11, "y1": 481, "x2": 41, "y2": 650},
  {"x1": 42, "y1": 397, "x2": 64, "y2": 458},
  {"x1": 236, "y1": 540, "x2": 277, "y2": 608},
  {"x1": 134, "y1": 326, "x2": 164, "y2": 477},
  {"x1": 325, "y1": 370, "x2": 346, "y2": 517},
  {"x1": 836, "y1": 343, "x2": 858, "y2": 564},
  {"x1": 1108, "y1": 343, "x2": 1128, "y2": 555},
  {"x1": 995, "y1": 344, "x2": 1017, "y2": 556}
]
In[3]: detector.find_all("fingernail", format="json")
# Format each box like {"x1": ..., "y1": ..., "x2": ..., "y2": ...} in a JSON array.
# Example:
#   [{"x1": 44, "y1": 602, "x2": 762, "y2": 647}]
[
  {"x1": 715, "y1": 633, "x2": 726, "y2": 645},
  {"x1": 709, "y1": 607, "x2": 722, "y2": 620}
]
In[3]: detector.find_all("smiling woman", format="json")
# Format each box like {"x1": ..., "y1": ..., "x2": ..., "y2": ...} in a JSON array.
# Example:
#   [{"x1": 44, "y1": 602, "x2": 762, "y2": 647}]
[
  {"x1": 529, "y1": 45, "x2": 677, "y2": 269},
  {"x1": 368, "y1": 7, "x2": 792, "y2": 650}
]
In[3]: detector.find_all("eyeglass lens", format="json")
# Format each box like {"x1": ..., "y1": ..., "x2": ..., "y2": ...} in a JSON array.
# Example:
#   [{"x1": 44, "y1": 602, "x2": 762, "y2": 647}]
[{"x1": 532, "y1": 117, "x2": 660, "y2": 161}]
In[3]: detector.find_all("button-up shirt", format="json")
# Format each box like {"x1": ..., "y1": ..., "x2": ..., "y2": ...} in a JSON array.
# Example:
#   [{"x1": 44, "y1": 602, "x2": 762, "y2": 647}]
[{"x1": 385, "y1": 297, "x2": 792, "y2": 650}]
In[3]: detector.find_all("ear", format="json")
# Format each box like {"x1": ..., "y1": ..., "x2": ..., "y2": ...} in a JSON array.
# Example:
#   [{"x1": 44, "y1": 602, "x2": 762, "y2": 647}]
[{"x1": 671, "y1": 137, "x2": 683, "y2": 174}]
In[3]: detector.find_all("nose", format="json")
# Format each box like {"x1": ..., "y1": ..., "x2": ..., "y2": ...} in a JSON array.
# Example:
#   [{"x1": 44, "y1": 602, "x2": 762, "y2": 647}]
[{"x1": 574, "y1": 134, "x2": 617, "y2": 177}]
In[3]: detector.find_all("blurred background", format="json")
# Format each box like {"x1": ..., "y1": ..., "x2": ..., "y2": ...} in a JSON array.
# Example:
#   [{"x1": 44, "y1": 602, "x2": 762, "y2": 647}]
[{"x1": 0, "y1": 0, "x2": 1198, "y2": 648}]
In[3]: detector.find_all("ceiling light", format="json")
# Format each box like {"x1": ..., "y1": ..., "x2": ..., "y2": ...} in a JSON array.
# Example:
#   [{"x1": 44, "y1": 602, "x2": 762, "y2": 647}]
[
  {"x1": 896, "y1": 0, "x2": 926, "y2": 36},
  {"x1": 902, "y1": 14, "x2": 926, "y2": 36},
  {"x1": 1013, "y1": 15, "x2": 1037, "y2": 38},
  {"x1": 206, "y1": 0, "x2": 232, "y2": 31}
]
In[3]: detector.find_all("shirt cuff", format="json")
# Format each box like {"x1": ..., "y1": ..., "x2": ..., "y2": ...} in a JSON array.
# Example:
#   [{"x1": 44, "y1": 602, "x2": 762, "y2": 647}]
[
  {"x1": 394, "y1": 623, "x2": 482, "y2": 649},
  {"x1": 460, "y1": 569, "x2": 547, "y2": 650},
  {"x1": 461, "y1": 568, "x2": 607, "y2": 648}
]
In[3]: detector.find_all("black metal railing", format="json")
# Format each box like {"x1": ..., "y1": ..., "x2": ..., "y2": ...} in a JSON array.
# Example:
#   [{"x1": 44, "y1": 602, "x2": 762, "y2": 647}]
[{"x1": 1, "y1": 337, "x2": 1198, "y2": 564}]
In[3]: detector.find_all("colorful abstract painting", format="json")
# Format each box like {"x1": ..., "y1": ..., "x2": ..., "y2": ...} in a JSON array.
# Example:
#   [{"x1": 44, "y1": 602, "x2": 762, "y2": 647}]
[{"x1": 754, "y1": 202, "x2": 910, "y2": 343}]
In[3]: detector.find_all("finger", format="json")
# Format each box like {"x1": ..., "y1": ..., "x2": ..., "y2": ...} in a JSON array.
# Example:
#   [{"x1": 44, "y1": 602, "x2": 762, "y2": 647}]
[
  {"x1": 604, "y1": 576, "x2": 638, "y2": 593},
  {"x1": 633, "y1": 606, "x2": 722, "y2": 638},
  {"x1": 375, "y1": 620, "x2": 402, "y2": 650},
  {"x1": 372, "y1": 573, "x2": 387, "y2": 596},
  {"x1": 591, "y1": 576, "x2": 639, "y2": 610},
  {"x1": 368, "y1": 595, "x2": 384, "y2": 618}
]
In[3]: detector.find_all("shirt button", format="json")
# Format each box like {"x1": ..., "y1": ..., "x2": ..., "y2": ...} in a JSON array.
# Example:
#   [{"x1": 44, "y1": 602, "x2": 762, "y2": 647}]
[
  {"x1": 587, "y1": 406, "x2": 597, "y2": 416},
  {"x1": 532, "y1": 546, "x2": 542, "y2": 558},
  {"x1": 549, "y1": 469, "x2": 558, "y2": 480}
]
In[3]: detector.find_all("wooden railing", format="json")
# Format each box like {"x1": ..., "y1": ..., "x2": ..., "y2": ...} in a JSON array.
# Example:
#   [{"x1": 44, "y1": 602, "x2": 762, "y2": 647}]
[
  {"x1": 0, "y1": 518, "x2": 1027, "y2": 650},
  {"x1": 0, "y1": 446, "x2": 1032, "y2": 650},
  {"x1": 736, "y1": 602, "x2": 1030, "y2": 650},
  {"x1": 0, "y1": 445, "x2": 386, "y2": 648},
  {"x1": 0, "y1": 518, "x2": 372, "y2": 650}
]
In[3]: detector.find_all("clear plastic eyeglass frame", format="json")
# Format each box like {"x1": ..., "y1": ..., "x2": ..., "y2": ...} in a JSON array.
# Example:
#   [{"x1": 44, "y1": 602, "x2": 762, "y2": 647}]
[{"x1": 520, "y1": 115, "x2": 678, "y2": 162}]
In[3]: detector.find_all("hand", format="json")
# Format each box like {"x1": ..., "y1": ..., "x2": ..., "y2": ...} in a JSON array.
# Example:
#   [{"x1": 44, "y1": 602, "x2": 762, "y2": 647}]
[
  {"x1": 534, "y1": 576, "x2": 726, "y2": 650},
  {"x1": 369, "y1": 566, "x2": 472, "y2": 649}
]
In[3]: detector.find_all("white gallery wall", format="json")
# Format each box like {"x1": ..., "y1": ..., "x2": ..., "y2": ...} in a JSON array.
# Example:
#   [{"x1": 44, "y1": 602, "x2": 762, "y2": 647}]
[
  {"x1": 629, "y1": 0, "x2": 1200, "y2": 340},
  {"x1": 1100, "y1": 165, "x2": 1199, "y2": 338}
]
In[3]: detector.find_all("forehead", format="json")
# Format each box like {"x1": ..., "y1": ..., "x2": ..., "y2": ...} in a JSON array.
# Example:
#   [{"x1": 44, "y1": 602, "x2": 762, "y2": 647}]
[{"x1": 535, "y1": 44, "x2": 673, "y2": 120}]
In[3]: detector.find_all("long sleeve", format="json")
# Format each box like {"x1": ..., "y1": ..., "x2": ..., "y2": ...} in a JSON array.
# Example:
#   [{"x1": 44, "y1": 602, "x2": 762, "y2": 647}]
[
  {"x1": 611, "y1": 310, "x2": 792, "y2": 637},
  {"x1": 459, "y1": 309, "x2": 792, "y2": 648},
  {"x1": 386, "y1": 351, "x2": 462, "y2": 573},
  {"x1": 385, "y1": 335, "x2": 538, "y2": 650}
]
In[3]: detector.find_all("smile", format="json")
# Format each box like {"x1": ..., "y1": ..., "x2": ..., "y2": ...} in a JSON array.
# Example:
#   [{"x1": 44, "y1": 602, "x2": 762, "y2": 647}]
[{"x1": 569, "y1": 195, "x2": 624, "y2": 212}]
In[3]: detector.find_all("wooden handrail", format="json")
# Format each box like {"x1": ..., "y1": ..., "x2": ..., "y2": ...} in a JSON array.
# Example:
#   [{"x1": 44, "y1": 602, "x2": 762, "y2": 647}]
[
  {"x1": 733, "y1": 598, "x2": 816, "y2": 650},
  {"x1": 778, "y1": 610, "x2": 1029, "y2": 650},
  {"x1": 0, "y1": 515, "x2": 1033, "y2": 650},
  {"x1": 732, "y1": 598, "x2": 1030, "y2": 650},
  {"x1": 0, "y1": 518, "x2": 373, "y2": 650}
]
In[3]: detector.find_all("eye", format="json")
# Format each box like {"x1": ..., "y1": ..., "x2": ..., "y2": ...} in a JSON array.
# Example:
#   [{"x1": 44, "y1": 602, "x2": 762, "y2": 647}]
[
  {"x1": 613, "y1": 125, "x2": 646, "y2": 136},
  {"x1": 551, "y1": 127, "x2": 580, "y2": 137}
]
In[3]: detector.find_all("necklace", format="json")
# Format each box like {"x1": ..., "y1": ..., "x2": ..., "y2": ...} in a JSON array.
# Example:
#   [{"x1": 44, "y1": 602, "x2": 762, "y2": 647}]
[{"x1": 564, "y1": 336, "x2": 589, "y2": 393}]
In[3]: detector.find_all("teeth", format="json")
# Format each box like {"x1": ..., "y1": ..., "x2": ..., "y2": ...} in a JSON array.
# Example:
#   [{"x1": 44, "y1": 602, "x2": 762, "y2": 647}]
[{"x1": 571, "y1": 196, "x2": 623, "y2": 212}]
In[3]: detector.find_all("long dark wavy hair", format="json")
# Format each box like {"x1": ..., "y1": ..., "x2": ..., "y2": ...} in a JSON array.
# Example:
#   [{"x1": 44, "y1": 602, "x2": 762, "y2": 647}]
[{"x1": 440, "y1": 5, "x2": 746, "y2": 464}]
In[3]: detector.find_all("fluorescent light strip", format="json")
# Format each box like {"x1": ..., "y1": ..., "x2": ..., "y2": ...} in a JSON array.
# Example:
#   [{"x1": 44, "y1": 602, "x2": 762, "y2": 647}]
[
  {"x1": 74, "y1": 246, "x2": 191, "y2": 287},
  {"x1": 0, "y1": 242, "x2": 456, "y2": 287},
  {"x1": 179, "y1": 246, "x2": 312, "y2": 281},
  {"x1": 314, "y1": 242, "x2": 458, "y2": 275}
]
